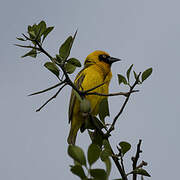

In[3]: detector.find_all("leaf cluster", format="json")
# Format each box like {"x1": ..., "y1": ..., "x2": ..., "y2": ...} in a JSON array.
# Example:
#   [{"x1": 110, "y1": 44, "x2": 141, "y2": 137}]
[
  {"x1": 68, "y1": 141, "x2": 112, "y2": 180},
  {"x1": 118, "y1": 64, "x2": 152, "y2": 86}
]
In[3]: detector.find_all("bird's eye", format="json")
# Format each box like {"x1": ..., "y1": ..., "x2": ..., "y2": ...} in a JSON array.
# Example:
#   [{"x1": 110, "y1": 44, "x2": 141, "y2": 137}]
[{"x1": 99, "y1": 54, "x2": 108, "y2": 61}]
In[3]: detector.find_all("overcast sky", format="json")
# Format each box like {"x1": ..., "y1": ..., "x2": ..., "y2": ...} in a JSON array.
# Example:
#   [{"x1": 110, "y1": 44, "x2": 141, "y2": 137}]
[{"x1": 1, "y1": 0, "x2": 180, "y2": 179}]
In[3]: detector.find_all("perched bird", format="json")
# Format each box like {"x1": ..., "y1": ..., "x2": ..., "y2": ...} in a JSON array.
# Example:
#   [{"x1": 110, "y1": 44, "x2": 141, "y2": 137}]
[{"x1": 67, "y1": 50, "x2": 121, "y2": 145}]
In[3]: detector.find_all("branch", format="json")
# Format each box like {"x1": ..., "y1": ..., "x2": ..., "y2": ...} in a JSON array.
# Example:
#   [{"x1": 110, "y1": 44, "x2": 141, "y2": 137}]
[
  {"x1": 109, "y1": 141, "x2": 128, "y2": 180},
  {"x1": 107, "y1": 73, "x2": 141, "y2": 134},
  {"x1": 132, "y1": 139, "x2": 142, "y2": 180},
  {"x1": 85, "y1": 90, "x2": 139, "y2": 97},
  {"x1": 83, "y1": 82, "x2": 106, "y2": 93},
  {"x1": 14, "y1": 44, "x2": 41, "y2": 51},
  {"x1": 136, "y1": 160, "x2": 148, "y2": 169},
  {"x1": 36, "y1": 83, "x2": 67, "y2": 112},
  {"x1": 120, "y1": 153, "x2": 126, "y2": 175},
  {"x1": 34, "y1": 39, "x2": 53, "y2": 60},
  {"x1": 22, "y1": 34, "x2": 53, "y2": 60},
  {"x1": 28, "y1": 81, "x2": 66, "y2": 96}
]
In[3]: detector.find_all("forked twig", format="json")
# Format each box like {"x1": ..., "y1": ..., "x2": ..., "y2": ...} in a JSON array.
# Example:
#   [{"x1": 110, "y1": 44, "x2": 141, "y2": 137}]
[
  {"x1": 36, "y1": 83, "x2": 67, "y2": 112},
  {"x1": 107, "y1": 73, "x2": 141, "y2": 134},
  {"x1": 28, "y1": 81, "x2": 66, "y2": 96}
]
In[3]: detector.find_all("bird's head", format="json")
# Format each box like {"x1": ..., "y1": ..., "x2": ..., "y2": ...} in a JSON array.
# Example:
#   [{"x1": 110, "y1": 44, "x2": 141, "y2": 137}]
[{"x1": 84, "y1": 50, "x2": 121, "y2": 67}]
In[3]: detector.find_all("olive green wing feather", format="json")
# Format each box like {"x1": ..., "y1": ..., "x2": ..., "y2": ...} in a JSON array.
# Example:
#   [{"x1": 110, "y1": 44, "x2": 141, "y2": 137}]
[{"x1": 68, "y1": 72, "x2": 85, "y2": 123}]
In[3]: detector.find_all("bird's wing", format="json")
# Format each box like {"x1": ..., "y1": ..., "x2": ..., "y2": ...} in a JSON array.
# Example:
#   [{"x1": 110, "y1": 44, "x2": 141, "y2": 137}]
[{"x1": 68, "y1": 71, "x2": 85, "y2": 123}]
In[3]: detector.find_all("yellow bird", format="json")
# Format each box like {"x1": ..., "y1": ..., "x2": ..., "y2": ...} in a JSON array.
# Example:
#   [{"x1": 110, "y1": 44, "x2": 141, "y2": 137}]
[{"x1": 67, "y1": 50, "x2": 121, "y2": 145}]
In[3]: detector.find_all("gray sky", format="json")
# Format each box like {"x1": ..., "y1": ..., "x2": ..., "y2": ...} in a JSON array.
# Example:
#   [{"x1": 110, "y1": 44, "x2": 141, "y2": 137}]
[{"x1": 1, "y1": 0, "x2": 180, "y2": 179}]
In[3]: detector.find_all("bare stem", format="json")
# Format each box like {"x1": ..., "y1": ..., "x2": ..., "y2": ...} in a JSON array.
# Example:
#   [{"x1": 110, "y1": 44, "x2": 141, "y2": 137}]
[
  {"x1": 85, "y1": 90, "x2": 139, "y2": 97},
  {"x1": 108, "y1": 140, "x2": 128, "y2": 180},
  {"x1": 28, "y1": 81, "x2": 66, "y2": 96},
  {"x1": 14, "y1": 44, "x2": 40, "y2": 50},
  {"x1": 83, "y1": 82, "x2": 106, "y2": 93},
  {"x1": 107, "y1": 73, "x2": 141, "y2": 134},
  {"x1": 36, "y1": 83, "x2": 67, "y2": 112},
  {"x1": 132, "y1": 139, "x2": 142, "y2": 180}
]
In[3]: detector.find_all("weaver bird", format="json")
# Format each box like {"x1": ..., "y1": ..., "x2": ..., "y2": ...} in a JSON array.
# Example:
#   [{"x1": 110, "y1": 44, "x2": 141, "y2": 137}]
[{"x1": 67, "y1": 50, "x2": 121, "y2": 145}]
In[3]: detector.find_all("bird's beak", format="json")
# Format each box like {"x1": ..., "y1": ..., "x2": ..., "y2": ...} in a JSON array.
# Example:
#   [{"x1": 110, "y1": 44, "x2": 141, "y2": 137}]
[{"x1": 108, "y1": 57, "x2": 122, "y2": 64}]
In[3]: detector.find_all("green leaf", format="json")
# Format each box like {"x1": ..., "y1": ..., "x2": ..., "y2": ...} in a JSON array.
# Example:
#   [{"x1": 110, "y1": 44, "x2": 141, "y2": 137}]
[
  {"x1": 27, "y1": 25, "x2": 37, "y2": 44},
  {"x1": 88, "y1": 143, "x2": 101, "y2": 166},
  {"x1": 56, "y1": 54, "x2": 62, "y2": 63},
  {"x1": 74, "y1": 160, "x2": 81, "y2": 166},
  {"x1": 37, "y1": 21, "x2": 46, "y2": 36},
  {"x1": 80, "y1": 117, "x2": 94, "y2": 132},
  {"x1": 65, "y1": 62, "x2": 76, "y2": 74},
  {"x1": 28, "y1": 25, "x2": 33, "y2": 34},
  {"x1": 38, "y1": 20, "x2": 46, "y2": 28},
  {"x1": 16, "y1": 37, "x2": 26, "y2": 41},
  {"x1": 92, "y1": 131, "x2": 103, "y2": 147},
  {"x1": 100, "y1": 149, "x2": 111, "y2": 161},
  {"x1": 133, "y1": 71, "x2": 138, "y2": 80},
  {"x1": 81, "y1": 116, "x2": 105, "y2": 132},
  {"x1": 142, "y1": 68, "x2": 153, "y2": 82},
  {"x1": 126, "y1": 64, "x2": 133, "y2": 82},
  {"x1": 117, "y1": 74, "x2": 127, "y2": 85},
  {"x1": 59, "y1": 36, "x2": 73, "y2": 60},
  {"x1": 21, "y1": 49, "x2": 37, "y2": 58},
  {"x1": 119, "y1": 141, "x2": 131, "y2": 156},
  {"x1": 42, "y1": 26, "x2": 54, "y2": 42},
  {"x1": 70, "y1": 165, "x2": 87, "y2": 179},
  {"x1": 104, "y1": 158, "x2": 111, "y2": 177},
  {"x1": 67, "y1": 58, "x2": 81, "y2": 67},
  {"x1": 103, "y1": 139, "x2": 111, "y2": 152},
  {"x1": 28, "y1": 31, "x2": 36, "y2": 39},
  {"x1": 44, "y1": 62, "x2": 59, "y2": 77},
  {"x1": 92, "y1": 116, "x2": 105, "y2": 130},
  {"x1": 90, "y1": 169, "x2": 107, "y2": 180},
  {"x1": 32, "y1": 24, "x2": 37, "y2": 32},
  {"x1": 88, "y1": 130, "x2": 94, "y2": 141},
  {"x1": 98, "y1": 98, "x2": 110, "y2": 123},
  {"x1": 100, "y1": 140, "x2": 112, "y2": 161},
  {"x1": 131, "y1": 168, "x2": 151, "y2": 177},
  {"x1": 68, "y1": 145, "x2": 86, "y2": 166},
  {"x1": 73, "y1": 29, "x2": 78, "y2": 41}
]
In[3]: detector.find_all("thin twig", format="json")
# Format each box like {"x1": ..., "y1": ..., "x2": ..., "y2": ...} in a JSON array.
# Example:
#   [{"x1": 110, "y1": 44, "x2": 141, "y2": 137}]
[
  {"x1": 36, "y1": 83, "x2": 67, "y2": 112},
  {"x1": 85, "y1": 90, "x2": 139, "y2": 97},
  {"x1": 136, "y1": 161, "x2": 148, "y2": 169},
  {"x1": 14, "y1": 44, "x2": 40, "y2": 51},
  {"x1": 83, "y1": 82, "x2": 106, "y2": 93},
  {"x1": 132, "y1": 139, "x2": 142, "y2": 180},
  {"x1": 34, "y1": 39, "x2": 53, "y2": 60},
  {"x1": 120, "y1": 155, "x2": 126, "y2": 175},
  {"x1": 109, "y1": 140, "x2": 128, "y2": 180},
  {"x1": 107, "y1": 73, "x2": 141, "y2": 134},
  {"x1": 28, "y1": 81, "x2": 66, "y2": 96},
  {"x1": 88, "y1": 114, "x2": 105, "y2": 137}
]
